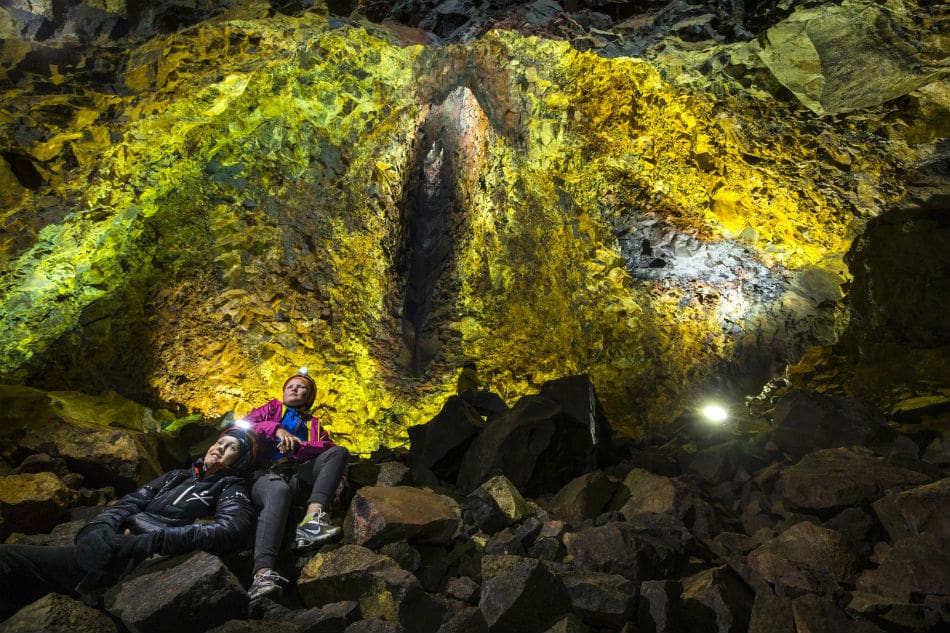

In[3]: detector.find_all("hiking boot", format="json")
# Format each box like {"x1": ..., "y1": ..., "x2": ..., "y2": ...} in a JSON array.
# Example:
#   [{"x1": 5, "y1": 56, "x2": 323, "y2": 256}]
[
  {"x1": 293, "y1": 510, "x2": 342, "y2": 550},
  {"x1": 248, "y1": 568, "x2": 287, "y2": 601}
]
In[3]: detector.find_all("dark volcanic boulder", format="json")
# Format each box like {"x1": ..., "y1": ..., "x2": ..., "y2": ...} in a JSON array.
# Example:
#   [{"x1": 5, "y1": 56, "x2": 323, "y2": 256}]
[
  {"x1": 21, "y1": 422, "x2": 158, "y2": 494},
  {"x1": 774, "y1": 448, "x2": 930, "y2": 514},
  {"x1": 872, "y1": 477, "x2": 950, "y2": 542},
  {"x1": 748, "y1": 589, "x2": 794, "y2": 633},
  {"x1": 547, "y1": 470, "x2": 619, "y2": 525},
  {"x1": 479, "y1": 555, "x2": 570, "y2": 632},
  {"x1": 456, "y1": 394, "x2": 598, "y2": 495},
  {"x1": 297, "y1": 545, "x2": 443, "y2": 633},
  {"x1": 790, "y1": 593, "x2": 886, "y2": 633},
  {"x1": 465, "y1": 475, "x2": 531, "y2": 534},
  {"x1": 560, "y1": 571, "x2": 636, "y2": 628},
  {"x1": 408, "y1": 396, "x2": 484, "y2": 482},
  {"x1": 771, "y1": 391, "x2": 889, "y2": 459},
  {"x1": 678, "y1": 566, "x2": 754, "y2": 633},
  {"x1": 636, "y1": 579, "x2": 680, "y2": 633},
  {"x1": 343, "y1": 485, "x2": 461, "y2": 548},
  {"x1": 104, "y1": 551, "x2": 247, "y2": 633},
  {"x1": 857, "y1": 532, "x2": 950, "y2": 602},
  {"x1": 538, "y1": 374, "x2": 612, "y2": 471},
  {"x1": 0, "y1": 472, "x2": 72, "y2": 539},
  {"x1": 0, "y1": 593, "x2": 119, "y2": 633},
  {"x1": 747, "y1": 521, "x2": 862, "y2": 596},
  {"x1": 564, "y1": 515, "x2": 691, "y2": 584}
]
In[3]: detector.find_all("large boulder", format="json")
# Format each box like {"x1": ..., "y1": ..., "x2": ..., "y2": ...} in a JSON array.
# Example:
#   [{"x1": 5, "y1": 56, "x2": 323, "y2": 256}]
[
  {"x1": 297, "y1": 545, "x2": 444, "y2": 633},
  {"x1": 559, "y1": 571, "x2": 636, "y2": 628},
  {"x1": 636, "y1": 579, "x2": 679, "y2": 633},
  {"x1": 0, "y1": 593, "x2": 119, "y2": 633},
  {"x1": 344, "y1": 485, "x2": 461, "y2": 548},
  {"x1": 685, "y1": 439, "x2": 746, "y2": 484},
  {"x1": 747, "y1": 521, "x2": 862, "y2": 596},
  {"x1": 857, "y1": 532, "x2": 950, "y2": 602},
  {"x1": 770, "y1": 391, "x2": 889, "y2": 459},
  {"x1": 465, "y1": 475, "x2": 530, "y2": 534},
  {"x1": 847, "y1": 590, "x2": 950, "y2": 633},
  {"x1": 774, "y1": 448, "x2": 930, "y2": 514},
  {"x1": 434, "y1": 606, "x2": 489, "y2": 633},
  {"x1": 204, "y1": 621, "x2": 299, "y2": 633},
  {"x1": 872, "y1": 477, "x2": 950, "y2": 542},
  {"x1": 615, "y1": 468, "x2": 721, "y2": 540},
  {"x1": 408, "y1": 396, "x2": 484, "y2": 483},
  {"x1": 537, "y1": 374, "x2": 611, "y2": 471},
  {"x1": 790, "y1": 593, "x2": 886, "y2": 633},
  {"x1": 614, "y1": 468, "x2": 682, "y2": 516},
  {"x1": 478, "y1": 555, "x2": 570, "y2": 633},
  {"x1": 245, "y1": 600, "x2": 361, "y2": 633},
  {"x1": 104, "y1": 551, "x2": 247, "y2": 633},
  {"x1": 678, "y1": 566, "x2": 753, "y2": 633},
  {"x1": 564, "y1": 515, "x2": 690, "y2": 584},
  {"x1": 0, "y1": 471, "x2": 71, "y2": 539},
  {"x1": 456, "y1": 394, "x2": 599, "y2": 496},
  {"x1": 547, "y1": 470, "x2": 619, "y2": 525},
  {"x1": 21, "y1": 422, "x2": 160, "y2": 494},
  {"x1": 748, "y1": 589, "x2": 794, "y2": 633}
]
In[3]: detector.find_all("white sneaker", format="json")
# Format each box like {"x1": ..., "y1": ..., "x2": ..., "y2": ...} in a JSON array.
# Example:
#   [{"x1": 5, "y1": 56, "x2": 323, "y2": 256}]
[
  {"x1": 293, "y1": 510, "x2": 342, "y2": 550},
  {"x1": 248, "y1": 568, "x2": 287, "y2": 600}
]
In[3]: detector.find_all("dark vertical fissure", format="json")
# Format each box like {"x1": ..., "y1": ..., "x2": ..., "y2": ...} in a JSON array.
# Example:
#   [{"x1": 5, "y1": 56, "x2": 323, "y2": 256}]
[{"x1": 400, "y1": 109, "x2": 458, "y2": 376}]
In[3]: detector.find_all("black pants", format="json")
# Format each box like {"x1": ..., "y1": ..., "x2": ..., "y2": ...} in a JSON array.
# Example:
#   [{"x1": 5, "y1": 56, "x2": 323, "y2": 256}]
[
  {"x1": 0, "y1": 543, "x2": 87, "y2": 621},
  {"x1": 250, "y1": 445, "x2": 348, "y2": 572}
]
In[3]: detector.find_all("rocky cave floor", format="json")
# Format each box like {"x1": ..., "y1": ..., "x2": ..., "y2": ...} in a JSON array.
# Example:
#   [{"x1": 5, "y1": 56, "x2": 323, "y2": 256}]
[{"x1": 2, "y1": 375, "x2": 949, "y2": 633}]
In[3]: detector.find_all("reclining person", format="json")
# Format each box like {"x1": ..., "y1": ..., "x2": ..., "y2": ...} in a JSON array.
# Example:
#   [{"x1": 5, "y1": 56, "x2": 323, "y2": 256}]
[{"x1": 0, "y1": 426, "x2": 258, "y2": 620}]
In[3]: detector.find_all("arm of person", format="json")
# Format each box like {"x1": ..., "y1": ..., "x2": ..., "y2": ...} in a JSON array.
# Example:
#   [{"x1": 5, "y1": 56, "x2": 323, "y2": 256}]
[
  {"x1": 246, "y1": 399, "x2": 283, "y2": 439},
  {"x1": 74, "y1": 471, "x2": 173, "y2": 540},
  {"x1": 157, "y1": 483, "x2": 255, "y2": 556},
  {"x1": 292, "y1": 419, "x2": 336, "y2": 461}
]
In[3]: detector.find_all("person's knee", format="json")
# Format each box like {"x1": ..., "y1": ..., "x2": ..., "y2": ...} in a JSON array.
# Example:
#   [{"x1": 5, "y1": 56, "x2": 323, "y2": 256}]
[
  {"x1": 271, "y1": 483, "x2": 292, "y2": 506},
  {"x1": 258, "y1": 477, "x2": 292, "y2": 506},
  {"x1": 327, "y1": 445, "x2": 349, "y2": 461}
]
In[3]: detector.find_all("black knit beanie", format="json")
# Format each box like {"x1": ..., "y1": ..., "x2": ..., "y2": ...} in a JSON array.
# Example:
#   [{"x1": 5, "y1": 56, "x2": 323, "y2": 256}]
[{"x1": 220, "y1": 427, "x2": 258, "y2": 474}]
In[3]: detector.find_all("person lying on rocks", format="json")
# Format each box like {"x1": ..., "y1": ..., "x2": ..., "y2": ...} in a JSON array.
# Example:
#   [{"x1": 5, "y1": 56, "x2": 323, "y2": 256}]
[
  {"x1": 0, "y1": 427, "x2": 258, "y2": 620},
  {"x1": 243, "y1": 368, "x2": 349, "y2": 601}
]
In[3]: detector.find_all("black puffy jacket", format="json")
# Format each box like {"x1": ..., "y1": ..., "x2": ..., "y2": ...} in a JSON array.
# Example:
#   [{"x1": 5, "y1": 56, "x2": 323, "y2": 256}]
[{"x1": 77, "y1": 461, "x2": 253, "y2": 556}]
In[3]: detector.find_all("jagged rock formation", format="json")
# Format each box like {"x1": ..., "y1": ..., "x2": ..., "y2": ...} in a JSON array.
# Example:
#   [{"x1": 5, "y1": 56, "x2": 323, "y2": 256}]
[{"x1": 1, "y1": 0, "x2": 947, "y2": 450}]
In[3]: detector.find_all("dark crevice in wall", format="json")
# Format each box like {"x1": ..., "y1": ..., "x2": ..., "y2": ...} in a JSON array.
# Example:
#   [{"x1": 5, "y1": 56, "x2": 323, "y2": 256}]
[
  {"x1": 399, "y1": 109, "x2": 458, "y2": 377},
  {"x1": 2, "y1": 152, "x2": 44, "y2": 189}
]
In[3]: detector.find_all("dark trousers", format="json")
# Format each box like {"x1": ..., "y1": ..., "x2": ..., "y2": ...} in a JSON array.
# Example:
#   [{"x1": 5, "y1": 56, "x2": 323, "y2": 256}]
[
  {"x1": 0, "y1": 543, "x2": 87, "y2": 621},
  {"x1": 250, "y1": 445, "x2": 348, "y2": 572}
]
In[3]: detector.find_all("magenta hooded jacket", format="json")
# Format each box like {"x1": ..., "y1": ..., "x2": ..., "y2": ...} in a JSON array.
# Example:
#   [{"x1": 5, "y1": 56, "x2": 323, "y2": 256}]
[{"x1": 245, "y1": 399, "x2": 335, "y2": 462}]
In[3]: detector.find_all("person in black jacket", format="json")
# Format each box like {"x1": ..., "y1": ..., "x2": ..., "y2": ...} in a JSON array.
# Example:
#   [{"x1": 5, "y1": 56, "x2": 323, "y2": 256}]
[{"x1": 0, "y1": 427, "x2": 258, "y2": 620}]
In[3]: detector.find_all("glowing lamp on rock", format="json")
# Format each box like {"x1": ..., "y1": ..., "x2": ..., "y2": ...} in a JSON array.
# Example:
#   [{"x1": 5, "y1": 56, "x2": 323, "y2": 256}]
[{"x1": 700, "y1": 403, "x2": 728, "y2": 425}]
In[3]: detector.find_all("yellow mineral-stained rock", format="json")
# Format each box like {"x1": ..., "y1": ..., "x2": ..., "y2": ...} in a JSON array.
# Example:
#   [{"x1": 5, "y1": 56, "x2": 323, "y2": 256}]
[{"x1": 0, "y1": 4, "x2": 941, "y2": 450}]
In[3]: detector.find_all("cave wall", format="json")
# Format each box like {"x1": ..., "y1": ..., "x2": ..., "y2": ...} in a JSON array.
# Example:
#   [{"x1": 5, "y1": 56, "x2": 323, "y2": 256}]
[{"x1": 1, "y1": 0, "x2": 948, "y2": 451}]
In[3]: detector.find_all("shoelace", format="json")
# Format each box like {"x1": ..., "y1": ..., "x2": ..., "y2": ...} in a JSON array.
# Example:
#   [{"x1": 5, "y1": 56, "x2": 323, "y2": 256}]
[
  {"x1": 254, "y1": 569, "x2": 288, "y2": 585},
  {"x1": 300, "y1": 509, "x2": 328, "y2": 527}
]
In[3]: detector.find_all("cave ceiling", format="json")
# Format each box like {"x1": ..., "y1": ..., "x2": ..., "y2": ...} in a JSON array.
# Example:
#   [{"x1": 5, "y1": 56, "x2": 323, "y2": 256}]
[{"x1": 1, "y1": 0, "x2": 948, "y2": 451}]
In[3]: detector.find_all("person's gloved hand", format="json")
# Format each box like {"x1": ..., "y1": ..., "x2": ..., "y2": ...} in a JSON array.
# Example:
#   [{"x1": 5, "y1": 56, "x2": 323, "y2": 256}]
[
  {"x1": 74, "y1": 525, "x2": 118, "y2": 574},
  {"x1": 114, "y1": 532, "x2": 160, "y2": 567}
]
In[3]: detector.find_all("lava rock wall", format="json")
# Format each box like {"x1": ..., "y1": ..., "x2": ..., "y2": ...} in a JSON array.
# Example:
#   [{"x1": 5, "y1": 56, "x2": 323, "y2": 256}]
[{"x1": 1, "y1": 0, "x2": 948, "y2": 450}]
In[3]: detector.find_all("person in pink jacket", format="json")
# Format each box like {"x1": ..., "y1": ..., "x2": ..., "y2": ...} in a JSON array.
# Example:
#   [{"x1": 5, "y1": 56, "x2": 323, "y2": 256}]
[{"x1": 244, "y1": 369, "x2": 349, "y2": 600}]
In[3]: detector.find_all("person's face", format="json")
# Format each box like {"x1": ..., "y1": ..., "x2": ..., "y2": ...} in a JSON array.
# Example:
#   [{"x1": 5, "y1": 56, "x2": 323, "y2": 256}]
[
  {"x1": 204, "y1": 435, "x2": 241, "y2": 468},
  {"x1": 283, "y1": 377, "x2": 312, "y2": 409}
]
